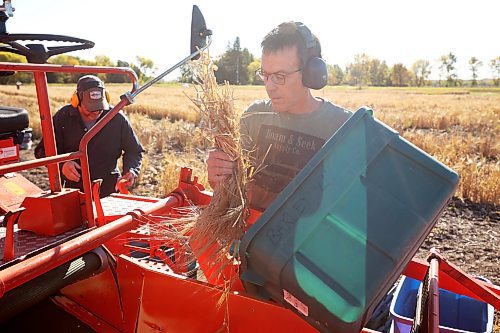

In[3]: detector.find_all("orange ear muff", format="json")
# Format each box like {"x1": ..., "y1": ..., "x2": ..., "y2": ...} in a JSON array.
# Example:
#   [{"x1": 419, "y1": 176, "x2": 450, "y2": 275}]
[
  {"x1": 105, "y1": 90, "x2": 110, "y2": 103},
  {"x1": 70, "y1": 91, "x2": 80, "y2": 108}
]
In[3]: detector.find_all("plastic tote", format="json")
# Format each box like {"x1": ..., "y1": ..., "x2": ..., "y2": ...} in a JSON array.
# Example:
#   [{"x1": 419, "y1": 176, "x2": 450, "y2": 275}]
[{"x1": 240, "y1": 107, "x2": 460, "y2": 333}]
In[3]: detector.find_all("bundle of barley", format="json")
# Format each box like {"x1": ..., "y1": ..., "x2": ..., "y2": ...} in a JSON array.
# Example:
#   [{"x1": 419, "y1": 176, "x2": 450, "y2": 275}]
[
  {"x1": 187, "y1": 50, "x2": 249, "y2": 278},
  {"x1": 119, "y1": 210, "x2": 200, "y2": 278}
]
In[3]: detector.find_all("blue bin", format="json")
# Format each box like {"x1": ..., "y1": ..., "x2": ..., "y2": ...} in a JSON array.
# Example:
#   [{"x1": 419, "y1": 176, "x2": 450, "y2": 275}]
[
  {"x1": 240, "y1": 107, "x2": 460, "y2": 333},
  {"x1": 390, "y1": 276, "x2": 494, "y2": 333}
]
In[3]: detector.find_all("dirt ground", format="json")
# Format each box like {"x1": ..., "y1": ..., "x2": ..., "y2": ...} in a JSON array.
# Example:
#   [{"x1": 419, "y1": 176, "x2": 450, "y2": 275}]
[{"x1": 416, "y1": 198, "x2": 499, "y2": 285}]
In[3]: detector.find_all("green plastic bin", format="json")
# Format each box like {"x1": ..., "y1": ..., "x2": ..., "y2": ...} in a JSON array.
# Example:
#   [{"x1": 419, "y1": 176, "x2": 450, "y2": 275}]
[{"x1": 240, "y1": 107, "x2": 459, "y2": 333}]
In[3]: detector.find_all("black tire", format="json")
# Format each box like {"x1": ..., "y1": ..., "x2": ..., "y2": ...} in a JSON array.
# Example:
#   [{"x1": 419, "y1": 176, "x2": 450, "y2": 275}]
[{"x1": 0, "y1": 106, "x2": 29, "y2": 132}]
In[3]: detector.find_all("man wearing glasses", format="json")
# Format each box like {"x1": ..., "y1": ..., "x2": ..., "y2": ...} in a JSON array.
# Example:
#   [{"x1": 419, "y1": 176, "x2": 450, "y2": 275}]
[
  {"x1": 35, "y1": 75, "x2": 144, "y2": 197},
  {"x1": 208, "y1": 21, "x2": 351, "y2": 211}
]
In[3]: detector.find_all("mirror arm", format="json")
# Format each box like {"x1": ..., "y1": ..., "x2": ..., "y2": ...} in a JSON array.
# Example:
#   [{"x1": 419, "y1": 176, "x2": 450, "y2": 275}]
[{"x1": 130, "y1": 35, "x2": 212, "y2": 100}]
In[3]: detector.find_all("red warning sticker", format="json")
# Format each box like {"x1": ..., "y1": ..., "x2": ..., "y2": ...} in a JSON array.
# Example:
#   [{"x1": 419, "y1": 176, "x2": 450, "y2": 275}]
[{"x1": 0, "y1": 146, "x2": 17, "y2": 159}]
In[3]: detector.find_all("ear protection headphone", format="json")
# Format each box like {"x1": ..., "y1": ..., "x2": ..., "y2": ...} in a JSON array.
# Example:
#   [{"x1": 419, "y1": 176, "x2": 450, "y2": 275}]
[
  {"x1": 70, "y1": 86, "x2": 110, "y2": 108},
  {"x1": 295, "y1": 22, "x2": 328, "y2": 90},
  {"x1": 70, "y1": 91, "x2": 81, "y2": 108}
]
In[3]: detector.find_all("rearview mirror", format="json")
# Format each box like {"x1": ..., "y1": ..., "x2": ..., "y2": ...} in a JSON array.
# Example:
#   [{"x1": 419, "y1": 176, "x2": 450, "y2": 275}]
[{"x1": 190, "y1": 5, "x2": 211, "y2": 60}]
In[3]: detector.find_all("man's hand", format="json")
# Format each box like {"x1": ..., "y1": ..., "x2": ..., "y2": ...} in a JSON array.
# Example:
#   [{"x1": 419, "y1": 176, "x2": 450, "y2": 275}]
[
  {"x1": 115, "y1": 171, "x2": 136, "y2": 192},
  {"x1": 207, "y1": 149, "x2": 235, "y2": 189},
  {"x1": 62, "y1": 161, "x2": 81, "y2": 182}
]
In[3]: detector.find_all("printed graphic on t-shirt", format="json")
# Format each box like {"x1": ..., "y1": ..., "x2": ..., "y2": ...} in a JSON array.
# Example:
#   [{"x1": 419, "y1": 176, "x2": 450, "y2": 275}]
[{"x1": 249, "y1": 124, "x2": 325, "y2": 210}]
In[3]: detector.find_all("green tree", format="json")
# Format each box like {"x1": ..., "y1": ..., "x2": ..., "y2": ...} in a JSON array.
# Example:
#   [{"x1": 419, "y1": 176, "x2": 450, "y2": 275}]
[
  {"x1": 412, "y1": 59, "x2": 431, "y2": 87},
  {"x1": 179, "y1": 63, "x2": 195, "y2": 83},
  {"x1": 368, "y1": 59, "x2": 389, "y2": 86},
  {"x1": 46, "y1": 54, "x2": 116, "y2": 83},
  {"x1": 489, "y1": 57, "x2": 500, "y2": 86},
  {"x1": 389, "y1": 63, "x2": 411, "y2": 87},
  {"x1": 327, "y1": 64, "x2": 344, "y2": 85},
  {"x1": 345, "y1": 53, "x2": 370, "y2": 88},
  {"x1": 468, "y1": 57, "x2": 482, "y2": 87},
  {"x1": 214, "y1": 37, "x2": 254, "y2": 85},
  {"x1": 107, "y1": 60, "x2": 133, "y2": 83},
  {"x1": 247, "y1": 59, "x2": 262, "y2": 85},
  {"x1": 439, "y1": 52, "x2": 458, "y2": 87},
  {"x1": 134, "y1": 56, "x2": 156, "y2": 83},
  {"x1": 47, "y1": 55, "x2": 82, "y2": 83},
  {"x1": 94, "y1": 55, "x2": 113, "y2": 67}
]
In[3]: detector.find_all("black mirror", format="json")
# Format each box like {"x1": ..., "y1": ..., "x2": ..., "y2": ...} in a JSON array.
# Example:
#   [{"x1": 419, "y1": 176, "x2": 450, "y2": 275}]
[{"x1": 190, "y1": 5, "x2": 211, "y2": 60}]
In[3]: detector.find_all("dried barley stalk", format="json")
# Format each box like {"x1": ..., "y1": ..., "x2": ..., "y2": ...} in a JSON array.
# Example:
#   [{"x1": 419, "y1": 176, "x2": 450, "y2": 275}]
[{"x1": 188, "y1": 51, "x2": 249, "y2": 277}]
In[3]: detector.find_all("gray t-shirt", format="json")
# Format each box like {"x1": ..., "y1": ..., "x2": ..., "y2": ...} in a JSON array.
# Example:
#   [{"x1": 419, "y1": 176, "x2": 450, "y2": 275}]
[{"x1": 241, "y1": 98, "x2": 351, "y2": 211}]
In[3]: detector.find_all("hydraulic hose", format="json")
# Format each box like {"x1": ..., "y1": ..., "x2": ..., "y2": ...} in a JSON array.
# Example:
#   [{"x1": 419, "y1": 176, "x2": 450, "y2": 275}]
[{"x1": 0, "y1": 247, "x2": 107, "y2": 322}]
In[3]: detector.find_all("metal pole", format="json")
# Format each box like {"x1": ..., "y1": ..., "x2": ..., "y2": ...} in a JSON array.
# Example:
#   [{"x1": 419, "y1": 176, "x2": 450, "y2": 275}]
[
  {"x1": 428, "y1": 257, "x2": 440, "y2": 333},
  {"x1": 79, "y1": 97, "x2": 131, "y2": 227},
  {"x1": 33, "y1": 71, "x2": 61, "y2": 192},
  {"x1": 130, "y1": 37, "x2": 211, "y2": 100},
  {"x1": 0, "y1": 152, "x2": 82, "y2": 175}
]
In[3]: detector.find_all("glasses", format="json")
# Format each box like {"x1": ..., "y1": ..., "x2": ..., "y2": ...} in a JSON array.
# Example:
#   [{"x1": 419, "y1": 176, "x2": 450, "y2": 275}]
[{"x1": 256, "y1": 68, "x2": 302, "y2": 85}]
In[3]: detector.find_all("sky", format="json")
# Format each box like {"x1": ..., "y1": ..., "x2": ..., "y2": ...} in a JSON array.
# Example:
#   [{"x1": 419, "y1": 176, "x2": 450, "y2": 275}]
[{"x1": 6, "y1": 0, "x2": 500, "y2": 81}]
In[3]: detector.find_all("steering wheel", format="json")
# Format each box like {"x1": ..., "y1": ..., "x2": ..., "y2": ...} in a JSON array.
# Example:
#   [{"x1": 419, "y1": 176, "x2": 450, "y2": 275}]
[{"x1": 0, "y1": 33, "x2": 94, "y2": 63}]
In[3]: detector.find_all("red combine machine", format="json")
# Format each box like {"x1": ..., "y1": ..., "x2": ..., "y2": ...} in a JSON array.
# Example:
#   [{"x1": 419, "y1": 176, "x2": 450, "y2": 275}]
[{"x1": 0, "y1": 3, "x2": 498, "y2": 333}]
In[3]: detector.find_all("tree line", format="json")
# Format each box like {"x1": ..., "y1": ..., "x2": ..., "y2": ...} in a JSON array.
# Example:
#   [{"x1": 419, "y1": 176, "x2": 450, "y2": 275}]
[
  {"x1": 180, "y1": 38, "x2": 500, "y2": 88},
  {"x1": 1, "y1": 37, "x2": 499, "y2": 87},
  {"x1": 0, "y1": 53, "x2": 156, "y2": 85},
  {"x1": 324, "y1": 53, "x2": 500, "y2": 88}
]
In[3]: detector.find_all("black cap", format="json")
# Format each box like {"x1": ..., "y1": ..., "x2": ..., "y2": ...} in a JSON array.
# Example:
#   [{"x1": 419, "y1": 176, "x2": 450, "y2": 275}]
[{"x1": 76, "y1": 75, "x2": 109, "y2": 112}]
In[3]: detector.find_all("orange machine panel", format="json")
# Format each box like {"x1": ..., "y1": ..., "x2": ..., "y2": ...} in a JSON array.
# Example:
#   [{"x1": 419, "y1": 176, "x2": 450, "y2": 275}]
[
  {"x1": 0, "y1": 173, "x2": 43, "y2": 213},
  {"x1": 18, "y1": 188, "x2": 84, "y2": 236}
]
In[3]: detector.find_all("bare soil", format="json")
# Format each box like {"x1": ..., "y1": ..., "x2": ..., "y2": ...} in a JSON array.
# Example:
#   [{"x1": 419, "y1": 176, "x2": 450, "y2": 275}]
[
  {"x1": 416, "y1": 198, "x2": 499, "y2": 285},
  {"x1": 18, "y1": 145, "x2": 500, "y2": 286}
]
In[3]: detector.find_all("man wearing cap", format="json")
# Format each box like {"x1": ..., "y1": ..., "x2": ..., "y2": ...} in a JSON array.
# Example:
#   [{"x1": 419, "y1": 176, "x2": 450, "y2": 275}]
[{"x1": 35, "y1": 75, "x2": 144, "y2": 197}]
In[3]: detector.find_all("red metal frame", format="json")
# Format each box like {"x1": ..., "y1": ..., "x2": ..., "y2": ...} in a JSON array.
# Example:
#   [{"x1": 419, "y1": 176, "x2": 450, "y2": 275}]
[
  {"x1": 0, "y1": 195, "x2": 179, "y2": 297},
  {"x1": 79, "y1": 95, "x2": 136, "y2": 226},
  {"x1": 404, "y1": 254, "x2": 500, "y2": 304},
  {"x1": 402, "y1": 248, "x2": 500, "y2": 333},
  {"x1": 0, "y1": 62, "x2": 139, "y2": 227},
  {"x1": 34, "y1": 71, "x2": 61, "y2": 192}
]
